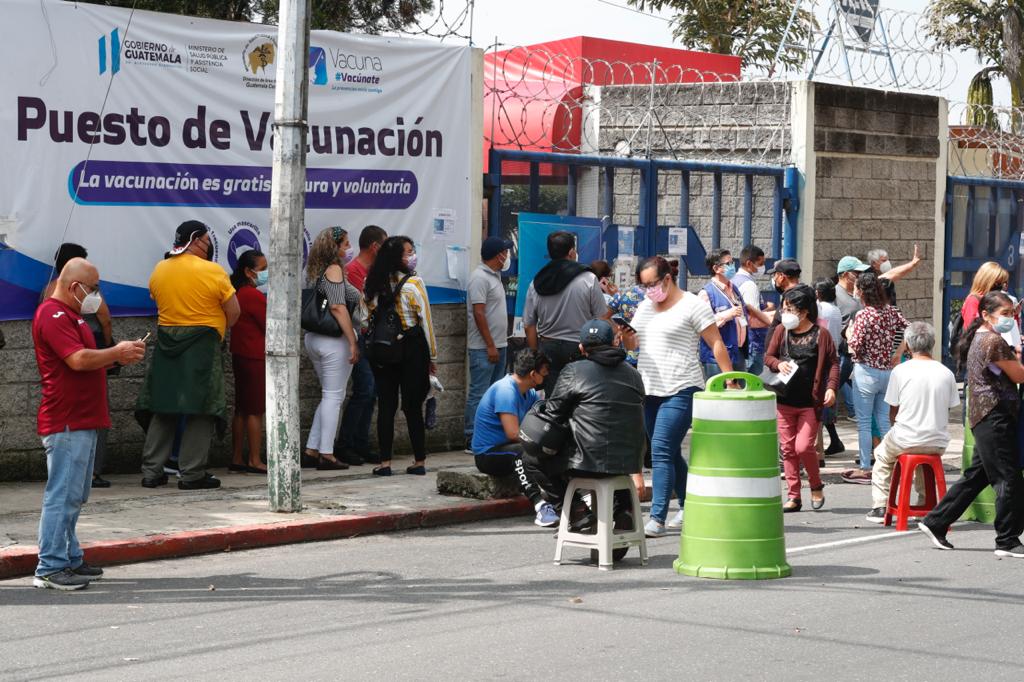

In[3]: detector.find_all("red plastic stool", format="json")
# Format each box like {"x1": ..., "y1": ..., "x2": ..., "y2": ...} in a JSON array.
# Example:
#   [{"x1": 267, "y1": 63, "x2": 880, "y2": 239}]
[{"x1": 885, "y1": 453, "x2": 947, "y2": 531}]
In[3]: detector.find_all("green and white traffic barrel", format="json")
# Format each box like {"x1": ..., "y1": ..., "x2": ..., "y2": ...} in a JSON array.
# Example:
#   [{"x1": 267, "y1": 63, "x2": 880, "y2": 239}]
[{"x1": 674, "y1": 372, "x2": 791, "y2": 580}]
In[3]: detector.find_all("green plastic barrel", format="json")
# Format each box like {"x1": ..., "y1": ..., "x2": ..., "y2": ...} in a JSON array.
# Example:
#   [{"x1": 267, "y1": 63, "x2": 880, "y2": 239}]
[
  {"x1": 960, "y1": 416, "x2": 995, "y2": 523},
  {"x1": 674, "y1": 372, "x2": 791, "y2": 580}
]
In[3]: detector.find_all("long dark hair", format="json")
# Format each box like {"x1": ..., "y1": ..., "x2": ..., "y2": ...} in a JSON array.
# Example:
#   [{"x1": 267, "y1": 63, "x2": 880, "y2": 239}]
[
  {"x1": 230, "y1": 249, "x2": 264, "y2": 290},
  {"x1": 364, "y1": 236, "x2": 413, "y2": 301},
  {"x1": 958, "y1": 291, "x2": 1014, "y2": 371},
  {"x1": 856, "y1": 271, "x2": 888, "y2": 308}
]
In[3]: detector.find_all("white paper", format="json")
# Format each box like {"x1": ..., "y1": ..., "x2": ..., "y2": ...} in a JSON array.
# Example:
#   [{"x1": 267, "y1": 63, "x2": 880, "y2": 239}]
[
  {"x1": 618, "y1": 226, "x2": 635, "y2": 256},
  {"x1": 432, "y1": 208, "x2": 456, "y2": 240},
  {"x1": 445, "y1": 245, "x2": 466, "y2": 281},
  {"x1": 668, "y1": 227, "x2": 687, "y2": 256},
  {"x1": 777, "y1": 363, "x2": 796, "y2": 384}
]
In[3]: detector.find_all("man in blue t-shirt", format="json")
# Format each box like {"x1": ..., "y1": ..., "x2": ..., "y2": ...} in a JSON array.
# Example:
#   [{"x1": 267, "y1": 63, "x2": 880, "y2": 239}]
[{"x1": 472, "y1": 349, "x2": 556, "y2": 526}]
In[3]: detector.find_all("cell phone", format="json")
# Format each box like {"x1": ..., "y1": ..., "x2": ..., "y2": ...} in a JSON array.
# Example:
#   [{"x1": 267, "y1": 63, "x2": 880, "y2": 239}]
[
  {"x1": 611, "y1": 315, "x2": 636, "y2": 334},
  {"x1": 140, "y1": 332, "x2": 151, "y2": 343}
]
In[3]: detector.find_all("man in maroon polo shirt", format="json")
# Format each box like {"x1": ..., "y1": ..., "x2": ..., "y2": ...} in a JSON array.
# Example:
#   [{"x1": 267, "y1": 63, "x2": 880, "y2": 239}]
[{"x1": 32, "y1": 258, "x2": 146, "y2": 590}]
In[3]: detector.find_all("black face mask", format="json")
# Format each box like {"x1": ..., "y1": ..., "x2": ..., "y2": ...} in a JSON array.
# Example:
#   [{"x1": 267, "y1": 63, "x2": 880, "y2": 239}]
[{"x1": 773, "y1": 279, "x2": 785, "y2": 294}]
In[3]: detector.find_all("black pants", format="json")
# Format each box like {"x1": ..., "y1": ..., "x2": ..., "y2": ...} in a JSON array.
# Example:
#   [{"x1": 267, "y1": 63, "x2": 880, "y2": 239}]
[
  {"x1": 372, "y1": 328, "x2": 431, "y2": 461},
  {"x1": 474, "y1": 444, "x2": 543, "y2": 506},
  {"x1": 925, "y1": 405, "x2": 1024, "y2": 549},
  {"x1": 539, "y1": 338, "x2": 580, "y2": 396},
  {"x1": 521, "y1": 450, "x2": 632, "y2": 509}
]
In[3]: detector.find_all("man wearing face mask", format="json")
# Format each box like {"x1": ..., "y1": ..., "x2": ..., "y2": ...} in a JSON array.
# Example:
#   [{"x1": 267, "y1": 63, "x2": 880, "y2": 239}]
[
  {"x1": 698, "y1": 248, "x2": 747, "y2": 378},
  {"x1": 866, "y1": 244, "x2": 922, "y2": 307},
  {"x1": 766, "y1": 258, "x2": 803, "y2": 328},
  {"x1": 464, "y1": 236, "x2": 514, "y2": 452},
  {"x1": 523, "y1": 230, "x2": 610, "y2": 396},
  {"x1": 32, "y1": 258, "x2": 146, "y2": 589},
  {"x1": 732, "y1": 245, "x2": 776, "y2": 377},
  {"x1": 137, "y1": 220, "x2": 240, "y2": 491}
]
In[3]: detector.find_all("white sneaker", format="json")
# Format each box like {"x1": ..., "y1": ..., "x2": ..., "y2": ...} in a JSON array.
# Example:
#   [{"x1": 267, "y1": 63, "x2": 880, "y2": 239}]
[
  {"x1": 666, "y1": 509, "x2": 684, "y2": 529},
  {"x1": 644, "y1": 518, "x2": 667, "y2": 538}
]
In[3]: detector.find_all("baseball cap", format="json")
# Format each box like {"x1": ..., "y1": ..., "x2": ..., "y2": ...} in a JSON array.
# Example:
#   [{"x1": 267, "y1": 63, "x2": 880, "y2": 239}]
[
  {"x1": 481, "y1": 236, "x2": 513, "y2": 261},
  {"x1": 766, "y1": 258, "x2": 801, "y2": 277},
  {"x1": 169, "y1": 220, "x2": 209, "y2": 256},
  {"x1": 836, "y1": 256, "x2": 871, "y2": 275},
  {"x1": 579, "y1": 319, "x2": 614, "y2": 348}
]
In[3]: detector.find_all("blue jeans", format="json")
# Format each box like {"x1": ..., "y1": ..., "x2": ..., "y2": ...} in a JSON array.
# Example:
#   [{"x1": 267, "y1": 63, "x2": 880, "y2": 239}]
[
  {"x1": 745, "y1": 352, "x2": 764, "y2": 378},
  {"x1": 36, "y1": 428, "x2": 96, "y2": 576},
  {"x1": 464, "y1": 347, "x2": 508, "y2": 437},
  {"x1": 338, "y1": 338, "x2": 376, "y2": 455},
  {"x1": 839, "y1": 353, "x2": 856, "y2": 418},
  {"x1": 852, "y1": 364, "x2": 892, "y2": 469},
  {"x1": 644, "y1": 387, "x2": 698, "y2": 523}
]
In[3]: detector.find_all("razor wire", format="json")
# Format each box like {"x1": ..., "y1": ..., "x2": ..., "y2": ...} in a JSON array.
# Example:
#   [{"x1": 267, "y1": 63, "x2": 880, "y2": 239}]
[
  {"x1": 765, "y1": 3, "x2": 957, "y2": 94},
  {"x1": 485, "y1": 44, "x2": 793, "y2": 166},
  {"x1": 396, "y1": 0, "x2": 474, "y2": 42},
  {"x1": 948, "y1": 101, "x2": 1024, "y2": 180}
]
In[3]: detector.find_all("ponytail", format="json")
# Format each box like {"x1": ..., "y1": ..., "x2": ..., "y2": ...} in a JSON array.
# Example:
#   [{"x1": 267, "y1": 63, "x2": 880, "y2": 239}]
[{"x1": 958, "y1": 290, "x2": 1014, "y2": 371}]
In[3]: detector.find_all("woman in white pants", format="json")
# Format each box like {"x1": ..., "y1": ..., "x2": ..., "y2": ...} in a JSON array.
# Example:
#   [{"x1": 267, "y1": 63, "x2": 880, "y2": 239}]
[{"x1": 302, "y1": 227, "x2": 361, "y2": 470}]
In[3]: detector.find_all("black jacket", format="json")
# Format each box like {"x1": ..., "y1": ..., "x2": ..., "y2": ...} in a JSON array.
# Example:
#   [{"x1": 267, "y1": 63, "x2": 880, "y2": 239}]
[
  {"x1": 532, "y1": 259, "x2": 592, "y2": 296},
  {"x1": 544, "y1": 346, "x2": 646, "y2": 474}
]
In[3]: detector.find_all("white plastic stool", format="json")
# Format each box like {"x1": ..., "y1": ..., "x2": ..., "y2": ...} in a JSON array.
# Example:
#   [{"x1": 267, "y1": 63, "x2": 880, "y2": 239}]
[{"x1": 553, "y1": 475, "x2": 648, "y2": 570}]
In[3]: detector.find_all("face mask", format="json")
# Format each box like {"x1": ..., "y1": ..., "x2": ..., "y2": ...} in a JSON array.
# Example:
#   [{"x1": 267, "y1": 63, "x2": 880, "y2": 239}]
[
  {"x1": 755, "y1": 264, "x2": 766, "y2": 276},
  {"x1": 781, "y1": 312, "x2": 800, "y2": 330},
  {"x1": 405, "y1": 253, "x2": 418, "y2": 271},
  {"x1": 255, "y1": 270, "x2": 269, "y2": 287},
  {"x1": 993, "y1": 315, "x2": 1016, "y2": 334},
  {"x1": 721, "y1": 263, "x2": 736, "y2": 279},
  {"x1": 773, "y1": 279, "x2": 785, "y2": 294},
  {"x1": 646, "y1": 280, "x2": 668, "y2": 303},
  {"x1": 75, "y1": 283, "x2": 102, "y2": 315},
  {"x1": 878, "y1": 260, "x2": 892, "y2": 274},
  {"x1": 342, "y1": 246, "x2": 355, "y2": 264},
  {"x1": 500, "y1": 253, "x2": 512, "y2": 272}
]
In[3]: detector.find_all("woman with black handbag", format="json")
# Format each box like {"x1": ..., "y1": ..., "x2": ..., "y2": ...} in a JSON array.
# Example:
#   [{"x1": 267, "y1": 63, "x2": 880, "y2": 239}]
[
  {"x1": 301, "y1": 227, "x2": 361, "y2": 471},
  {"x1": 364, "y1": 236, "x2": 437, "y2": 477},
  {"x1": 765, "y1": 285, "x2": 839, "y2": 512}
]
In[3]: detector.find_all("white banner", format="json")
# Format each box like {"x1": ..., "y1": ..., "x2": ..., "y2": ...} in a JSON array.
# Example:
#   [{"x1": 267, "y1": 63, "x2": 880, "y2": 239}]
[{"x1": 0, "y1": 0, "x2": 476, "y2": 319}]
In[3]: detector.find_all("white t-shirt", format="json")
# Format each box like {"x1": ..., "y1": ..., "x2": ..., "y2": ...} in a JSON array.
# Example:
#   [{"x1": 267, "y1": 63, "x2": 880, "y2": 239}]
[
  {"x1": 884, "y1": 358, "x2": 960, "y2": 450},
  {"x1": 632, "y1": 292, "x2": 717, "y2": 397},
  {"x1": 817, "y1": 301, "x2": 842, "y2": 348},
  {"x1": 737, "y1": 279, "x2": 761, "y2": 310}
]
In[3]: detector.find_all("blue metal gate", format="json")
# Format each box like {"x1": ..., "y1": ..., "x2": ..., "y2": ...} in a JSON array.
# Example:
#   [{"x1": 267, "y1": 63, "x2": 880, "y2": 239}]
[
  {"x1": 486, "y1": 148, "x2": 800, "y2": 292},
  {"x1": 941, "y1": 175, "x2": 1024, "y2": 364}
]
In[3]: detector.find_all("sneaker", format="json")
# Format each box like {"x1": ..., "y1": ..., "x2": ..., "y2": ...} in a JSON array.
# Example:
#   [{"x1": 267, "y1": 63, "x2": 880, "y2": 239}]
[
  {"x1": 72, "y1": 562, "x2": 104, "y2": 579},
  {"x1": 919, "y1": 521, "x2": 954, "y2": 550},
  {"x1": 841, "y1": 469, "x2": 872, "y2": 485},
  {"x1": 644, "y1": 518, "x2": 668, "y2": 538},
  {"x1": 178, "y1": 474, "x2": 221, "y2": 490},
  {"x1": 865, "y1": 507, "x2": 886, "y2": 524},
  {"x1": 91, "y1": 476, "x2": 111, "y2": 489},
  {"x1": 994, "y1": 543, "x2": 1024, "y2": 558},
  {"x1": 141, "y1": 474, "x2": 169, "y2": 488},
  {"x1": 463, "y1": 437, "x2": 473, "y2": 455},
  {"x1": 534, "y1": 503, "x2": 560, "y2": 527},
  {"x1": 665, "y1": 509, "x2": 684, "y2": 530},
  {"x1": 33, "y1": 568, "x2": 90, "y2": 591}
]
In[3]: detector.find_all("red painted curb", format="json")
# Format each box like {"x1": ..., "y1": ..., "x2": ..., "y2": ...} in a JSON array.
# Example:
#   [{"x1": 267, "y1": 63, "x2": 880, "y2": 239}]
[{"x1": 0, "y1": 497, "x2": 532, "y2": 580}]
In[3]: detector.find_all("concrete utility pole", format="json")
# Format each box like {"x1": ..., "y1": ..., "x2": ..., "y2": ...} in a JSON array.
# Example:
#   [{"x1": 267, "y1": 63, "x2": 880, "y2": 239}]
[{"x1": 266, "y1": 0, "x2": 310, "y2": 512}]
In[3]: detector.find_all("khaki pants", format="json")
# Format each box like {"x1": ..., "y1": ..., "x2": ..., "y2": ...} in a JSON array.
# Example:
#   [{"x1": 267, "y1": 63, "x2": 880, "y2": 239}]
[{"x1": 870, "y1": 431, "x2": 945, "y2": 509}]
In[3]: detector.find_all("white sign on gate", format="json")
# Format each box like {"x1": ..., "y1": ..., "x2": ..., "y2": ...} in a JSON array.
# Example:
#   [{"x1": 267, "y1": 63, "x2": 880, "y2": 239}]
[{"x1": 0, "y1": 0, "x2": 477, "y2": 319}]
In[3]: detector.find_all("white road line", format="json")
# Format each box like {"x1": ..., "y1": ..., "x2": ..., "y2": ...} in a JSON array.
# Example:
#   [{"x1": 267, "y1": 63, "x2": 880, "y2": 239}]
[{"x1": 786, "y1": 529, "x2": 920, "y2": 554}]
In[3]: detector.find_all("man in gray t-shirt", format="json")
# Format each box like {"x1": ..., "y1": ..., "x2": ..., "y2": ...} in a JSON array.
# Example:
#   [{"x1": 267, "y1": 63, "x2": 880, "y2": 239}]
[
  {"x1": 523, "y1": 231, "x2": 610, "y2": 395},
  {"x1": 464, "y1": 237, "x2": 513, "y2": 448}
]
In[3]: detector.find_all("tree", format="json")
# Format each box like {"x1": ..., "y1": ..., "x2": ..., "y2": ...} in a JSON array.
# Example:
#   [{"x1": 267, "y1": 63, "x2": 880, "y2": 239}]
[
  {"x1": 927, "y1": 0, "x2": 1024, "y2": 112},
  {"x1": 627, "y1": 0, "x2": 815, "y2": 71},
  {"x1": 78, "y1": 0, "x2": 434, "y2": 32}
]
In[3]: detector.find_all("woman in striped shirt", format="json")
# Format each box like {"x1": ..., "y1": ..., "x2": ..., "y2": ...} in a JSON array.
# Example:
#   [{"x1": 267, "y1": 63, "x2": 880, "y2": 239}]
[{"x1": 365, "y1": 236, "x2": 438, "y2": 476}]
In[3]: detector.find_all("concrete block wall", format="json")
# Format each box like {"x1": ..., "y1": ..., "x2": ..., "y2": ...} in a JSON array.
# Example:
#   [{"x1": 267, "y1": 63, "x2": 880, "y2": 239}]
[
  {"x1": 0, "y1": 303, "x2": 466, "y2": 482},
  {"x1": 811, "y1": 83, "x2": 940, "y2": 322}
]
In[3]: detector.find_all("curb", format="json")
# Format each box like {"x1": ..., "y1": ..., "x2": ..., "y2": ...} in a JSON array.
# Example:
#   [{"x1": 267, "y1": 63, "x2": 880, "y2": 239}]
[{"x1": 0, "y1": 497, "x2": 532, "y2": 580}]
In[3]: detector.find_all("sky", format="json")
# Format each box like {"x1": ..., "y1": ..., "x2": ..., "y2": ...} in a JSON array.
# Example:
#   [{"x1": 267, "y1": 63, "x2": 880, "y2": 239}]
[{"x1": 432, "y1": 0, "x2": 1010, "y2": 108}]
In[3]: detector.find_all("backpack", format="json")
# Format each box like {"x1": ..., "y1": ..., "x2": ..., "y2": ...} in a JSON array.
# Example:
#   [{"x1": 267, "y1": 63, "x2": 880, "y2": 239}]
[
  {"x1": 948, "y1": 294, "x2": 978, "y2": 358},
  {"x1": 365, "y1": 274, "x2": 414, "y2": 366}
]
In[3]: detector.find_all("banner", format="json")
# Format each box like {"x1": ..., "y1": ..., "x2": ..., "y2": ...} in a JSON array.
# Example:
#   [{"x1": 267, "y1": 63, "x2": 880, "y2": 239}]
[{"x1": 0, "y1": 0, "x2": 476, "y2": 320}]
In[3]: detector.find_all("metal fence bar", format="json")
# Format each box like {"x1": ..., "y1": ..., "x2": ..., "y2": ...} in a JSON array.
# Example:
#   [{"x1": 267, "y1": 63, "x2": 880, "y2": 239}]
[
  {"x1": 965, "y1": 184, "x2": 975, "y2": 258},
  {"x1": 743, "y1": 174, "x2": 754, "y2": 247},
  {"x1": 490, "y1": 149, "x2": 786, "y2": 176},
  {"x1": 566, "y1": 165, "x2": 577, "y2": 217},
  {"x1": 528, "y1": 162, "x2": 540, "y2": 211},
  {"x1": 487, "y1": 148, "x2": 502, "y2": 239},
  {"x1": 711, "y1": 172, "x2": 723, "y2": 250},
  {"x1": 772, "y1": 174, "x2": 783, "y2": 260}
]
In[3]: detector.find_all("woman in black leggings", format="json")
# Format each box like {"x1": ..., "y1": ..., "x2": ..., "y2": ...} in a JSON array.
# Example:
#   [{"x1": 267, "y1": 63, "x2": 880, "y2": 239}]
[{"x1": 364, "y1": 236, "x2": 438, "y2": 476}]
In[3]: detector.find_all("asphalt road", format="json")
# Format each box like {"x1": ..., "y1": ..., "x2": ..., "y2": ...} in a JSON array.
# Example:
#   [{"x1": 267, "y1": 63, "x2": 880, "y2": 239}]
[{"x1": 3, "y1": 482, "x2": 1023, "y2": 681}]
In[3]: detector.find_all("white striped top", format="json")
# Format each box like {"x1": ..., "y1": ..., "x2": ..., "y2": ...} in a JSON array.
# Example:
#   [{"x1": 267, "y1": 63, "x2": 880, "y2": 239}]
[{"x1": 631, "y1": 293, "x2": 716, "y2": 397}]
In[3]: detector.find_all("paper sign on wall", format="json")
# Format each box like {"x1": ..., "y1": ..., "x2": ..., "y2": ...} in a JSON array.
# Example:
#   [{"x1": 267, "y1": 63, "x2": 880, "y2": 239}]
[
  {"x1": 617, "y1": 226, "x2": 635, "y2": 256},
  {"x1": 432, "y1": 208, "x2": 456, "y2": 240},
  {"x1": 668, "y1": 227, "x2": 688, "y2": 256}
]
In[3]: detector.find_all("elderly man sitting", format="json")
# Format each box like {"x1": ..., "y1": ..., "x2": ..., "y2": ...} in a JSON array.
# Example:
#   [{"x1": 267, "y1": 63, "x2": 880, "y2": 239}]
[{"x1": 865, "y1": 321, "x2": 960, "y2": 522}]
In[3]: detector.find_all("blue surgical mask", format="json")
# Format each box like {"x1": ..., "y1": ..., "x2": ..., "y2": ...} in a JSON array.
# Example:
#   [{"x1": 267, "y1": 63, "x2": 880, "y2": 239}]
[
  {"x1": 255, "y1": 270, "x2": 269, "y2": 287},
  {"x1": 722, "y1": 263, "x2": 736, "y2": 279},
  {"x1": 993, "y1": 315, "x2": 1016, "y2": 334}
]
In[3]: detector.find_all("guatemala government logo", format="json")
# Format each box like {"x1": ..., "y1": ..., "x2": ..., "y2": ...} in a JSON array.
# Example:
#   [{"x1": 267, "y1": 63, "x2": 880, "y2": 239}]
[
  {"x1": 242, "y1": 34, "x2": 277, "y2": 89},
  {"x1": 98, "y1": 28, "x2": 120, "y2": 75}
]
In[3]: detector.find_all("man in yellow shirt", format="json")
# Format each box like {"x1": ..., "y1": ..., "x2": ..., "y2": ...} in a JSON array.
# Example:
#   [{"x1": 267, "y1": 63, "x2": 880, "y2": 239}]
[{"x1": 137, "y1": 221, "x2": 240, "y2": 490}]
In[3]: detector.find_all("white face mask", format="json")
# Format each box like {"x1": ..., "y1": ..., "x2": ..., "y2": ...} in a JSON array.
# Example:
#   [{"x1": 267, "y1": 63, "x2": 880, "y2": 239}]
[
  {"x1": 878, "y1": 260, "x2": 892, "y2": 274},
  {"x1": 500, "y1": 252, "x2": 512, "y2": 272},
  {"x1": 75, "y1": 283, "x2": 102, "y2": 315},
  {"x1": 781, "y1": 312, "x2": 800, "y2": 330},
  {"x1": 342, "y1": 246, "x2": 355, "y2": 264},
  {"x1": 755, "y1": 264, "x2": 766, "y2": 276}
]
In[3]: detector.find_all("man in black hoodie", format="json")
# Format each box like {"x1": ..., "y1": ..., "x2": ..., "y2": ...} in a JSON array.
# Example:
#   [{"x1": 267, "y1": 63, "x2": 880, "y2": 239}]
[
  {"x1": 523, "y1": 231, "x2": 610, "y2": 395},
  {"x1": 522, "y1": 319, "x2": 646, "y2": 525}
]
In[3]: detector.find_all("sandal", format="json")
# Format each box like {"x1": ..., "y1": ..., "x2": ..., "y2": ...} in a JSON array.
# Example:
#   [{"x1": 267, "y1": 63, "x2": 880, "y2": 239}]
[
  {"x1": 810, "y1": 485, "x2": 826, "y2": 510},
  {"x1": 783, "y1": 498, "x2": 802, "y2": 513}
]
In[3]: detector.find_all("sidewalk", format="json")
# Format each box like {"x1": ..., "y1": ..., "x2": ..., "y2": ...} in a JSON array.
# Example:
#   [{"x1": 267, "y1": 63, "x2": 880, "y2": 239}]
[{"x1": 0, "y1": 420, "x2": 966, "y2": 579}]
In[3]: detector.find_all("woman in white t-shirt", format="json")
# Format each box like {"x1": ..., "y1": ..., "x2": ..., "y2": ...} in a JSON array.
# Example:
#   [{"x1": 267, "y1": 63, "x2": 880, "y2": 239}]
[{"x1": 621, "y1": 256, "x2": 734, "y2": 538}]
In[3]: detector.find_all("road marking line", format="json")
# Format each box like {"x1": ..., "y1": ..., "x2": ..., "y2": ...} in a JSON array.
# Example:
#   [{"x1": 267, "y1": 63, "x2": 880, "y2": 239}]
[{"x1": 786, "y1": 530, "x2": 918, "y2": 554}]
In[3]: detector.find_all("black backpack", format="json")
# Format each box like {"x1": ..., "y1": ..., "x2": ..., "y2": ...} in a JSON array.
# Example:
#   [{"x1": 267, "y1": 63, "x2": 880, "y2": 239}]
[
  {"x1": 365, "y1": 274, "x2": 414, "y2": 366},
  {"x1": 948, "y1": 294, "x2": 978, "y2": 358}
]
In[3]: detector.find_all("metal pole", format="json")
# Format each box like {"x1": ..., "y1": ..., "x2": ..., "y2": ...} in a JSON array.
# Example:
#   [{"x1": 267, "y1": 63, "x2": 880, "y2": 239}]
[{"x1": 266, "y1": 0, "x2": 310, "y2": 512}]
